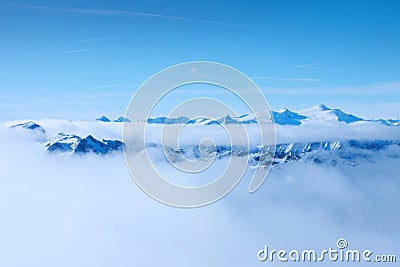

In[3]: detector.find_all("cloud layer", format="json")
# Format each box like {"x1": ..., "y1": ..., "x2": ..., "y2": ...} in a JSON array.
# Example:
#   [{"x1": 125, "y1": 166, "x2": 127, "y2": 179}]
[{"x1": 0, "y1": 125, "x2": 399, "y2": 266}]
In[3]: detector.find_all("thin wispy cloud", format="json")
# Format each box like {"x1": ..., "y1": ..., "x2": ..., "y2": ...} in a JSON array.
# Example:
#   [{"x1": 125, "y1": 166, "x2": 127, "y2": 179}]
[
  {"x1": 262, "y1": 81, "x2": 400, "y2": 95},
  {"x1": 11, "y1": 4, "x2": 230, "y2": 25},
  {"x1": 76, "y1": 37, "x2": 118, "y2": 42},
  {"x1": 295, "y1": 63, "x2": 347, "y2": 71},
  {"x1": 78, "y1": 92, "x2": 132, "y2": 98},
  {"x1": 231, "y1": 81, "x2": 400, "y2": 99},
  {"x1": 295, "y1": 63, "x2": 319, "y2": 69},
  {"x1": 0, "y1": 103, "x2": 32, "y2": 108},
  {"x1": 91, "y1": 84, "x2": 122, "y2": 89},
  {"x1": 34, "y1": 99, "x2": 99, "y2": 106},
  {"x1": 251, "y1": 76, "x2": 320, "y2": 82},
  {"x1": 59, "y1": 49, "x2": 90, "y2": 54},
  {"x1": 90, "y1": 83, "x2": 139, "y2": 90}
]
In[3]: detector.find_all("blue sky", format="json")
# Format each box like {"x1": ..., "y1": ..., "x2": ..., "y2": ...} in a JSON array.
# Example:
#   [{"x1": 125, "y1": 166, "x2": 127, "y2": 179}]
[{"x1": 0, "y1": 0, "x2": 399, "y2": 120}]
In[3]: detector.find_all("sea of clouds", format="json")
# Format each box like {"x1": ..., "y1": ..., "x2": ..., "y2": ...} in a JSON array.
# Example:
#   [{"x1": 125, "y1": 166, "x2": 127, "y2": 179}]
[
  {"x1": 0, "y1": 122, "x2": 399, "y2": 266},
  {"x1": 4, "y1": 118, "x2": 400, "y2": 144}
]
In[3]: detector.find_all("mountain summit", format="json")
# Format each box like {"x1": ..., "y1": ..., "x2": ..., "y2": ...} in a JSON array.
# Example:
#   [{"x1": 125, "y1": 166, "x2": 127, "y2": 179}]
[
  {"x1": 272, "y1": 109, "x2": 307, "y2": 125},
  {"x1": 96, "y1": 116, "x2": 111, "y2": 122},
  {"x1": 10, "y1": 121, "x2": 46, "y2": 133}
]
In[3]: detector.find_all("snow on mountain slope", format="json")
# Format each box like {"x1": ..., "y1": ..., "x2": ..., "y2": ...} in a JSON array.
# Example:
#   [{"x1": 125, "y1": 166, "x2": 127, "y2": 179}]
[
  {"x1": 88, "y1": 104, "x2": 398, "y2": 126},
  {"x1": 295, "y1": 104, "x2": 364, "y2": 125},
  {"x1": 3, "y1": 104, "x2": 399, "y2": 160},
  {"x1": 8, "y1": 121, "x2": 47, "y2": 141},
  {"x1": 332, "y1": 109, "x2": 364, "y2": 123},
  {"x1": 143, "y1": 105, "x2": 374, "y2": 126},
  {"x1": 97, "y1": 116, "x2": 131, "y2": 123},
  {"x1": 147, "y1": 116, "x2": 191, "y2": 124},
  {"x1": 114, "y1": 117, "x2": 131, "y2": 123},
  {"x1": 271, "y1": 108, "x2": 307, "y2": 125},
  {"x1": 10, "y1": 121, "x2": 46, "y2": 133},
  {"x1": 144, "y1": 139, "x2": 400, "y2": 168},
  {"x1": 4, "y1": 121, "x2": 399, "y2": 168},
  {"x1": 44, "y1": 133, "x2": 81, "y2": 153},
  {"x1": 44, "y1": 133, "x2": 123, "y2": 154},
  {"x1": 96, "y1": 116, "x2": 111, "y2": 122},
  {"x1": 374, "y1": 118, "x2": 400, "y2": 126},
  {"x1": 10, "y1": 119, "x2": 124, "y2": 141},
  {"x1": 263, "y1": 140, "x2": 400, "y2": 166}
]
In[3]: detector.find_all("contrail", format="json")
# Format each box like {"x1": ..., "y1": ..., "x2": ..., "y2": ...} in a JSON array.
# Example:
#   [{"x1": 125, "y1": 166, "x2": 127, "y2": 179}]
[{"x1": 9, "y1": 4, "x2": 232, "y2": 25}]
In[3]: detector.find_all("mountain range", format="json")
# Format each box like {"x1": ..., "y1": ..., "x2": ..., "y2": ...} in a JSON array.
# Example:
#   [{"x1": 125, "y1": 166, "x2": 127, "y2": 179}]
[
  {"x1": 44, "y1": 133, "x2": 124, "y2": 154},
  {"x1": 126, "y1": 104, "x2": 398, "y2": 126},
  {"x1": 7, "y1": 104, "x2": 400, "y2": 166},
  {"x1": 162, "y1": 139, "x2": 400, "y2": 167},
  {"x1": 96, "y1": 116, "x2": 131, "y2": 122}
]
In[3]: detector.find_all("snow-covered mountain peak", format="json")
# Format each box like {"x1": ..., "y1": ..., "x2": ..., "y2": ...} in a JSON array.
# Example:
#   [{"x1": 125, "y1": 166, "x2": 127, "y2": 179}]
[
  {"x1": 217, "y1": 114, "x2": 239, "y2": 124},
  {"x1": 96, "y1": 116, "x2": 111, "y2": 122},
  {"x1": 140, "y1": 105, "x2": 398, "y2": 126},
  {"x1": 272, "y1": 108, "x2": 307, "y2": 125},
  {"x1": 96, "y1": 116, "x2": 131, "y2": 123},
  {"x1": 114, "y1": 117, "x2": 131, "y2": 123},
  {"x1": 331, "y1": 109, "x2": 363, "y2": 123},
  {"x1": 299, "y1": 104, "x2": 331, "y2": 114},
  {"x1": 317, "y1": 104, "x2": 332, "y2": 111},
  {"x1": 11, "y1": 121, "x2": 46, "y2": 133},
  {"x1": 296, "y1": 105, "x2": 364, "y2": 124},
  {"x1": 43, "y1": 132, "x2": 123, "y2": 154}
]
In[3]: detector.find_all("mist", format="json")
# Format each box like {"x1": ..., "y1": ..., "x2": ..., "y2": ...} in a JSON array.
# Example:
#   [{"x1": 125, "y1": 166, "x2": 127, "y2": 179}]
[{"x1": 0, "y1": 124, "x2": 399, "y2": 266}]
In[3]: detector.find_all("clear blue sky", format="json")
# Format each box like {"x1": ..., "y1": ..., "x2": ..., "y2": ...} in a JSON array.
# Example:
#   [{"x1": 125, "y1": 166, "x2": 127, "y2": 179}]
[{"x1": 0, "y1": 0, "x2": 399, "y2": 120}]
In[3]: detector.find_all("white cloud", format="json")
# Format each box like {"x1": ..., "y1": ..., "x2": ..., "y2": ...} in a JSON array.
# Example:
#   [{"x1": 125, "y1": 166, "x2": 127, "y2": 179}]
[
  {"x1": 4, "y1": 117, "x2": 400, "y2": 145},
  {"x1": 90, "y1": 84, "x2": 122, "y2": 89},
  {"x1": 295, "y1": 63, "x2": 320, "y2": 69},
  {"x1": 251, "y1": 76, "x2": 320, "y2": 82},
  {"x1": 295, "y1": 63, "x2": 347, "y2": 71},
  {"x1": 0, "y1": 125, "x2": 399, "y2": 266},
  {"x1": 59, "y1": 49, "x2": 90, "y2": 54},
  {"x1": 76, "y1": 37, "x2": 118, "y2": 42}
]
